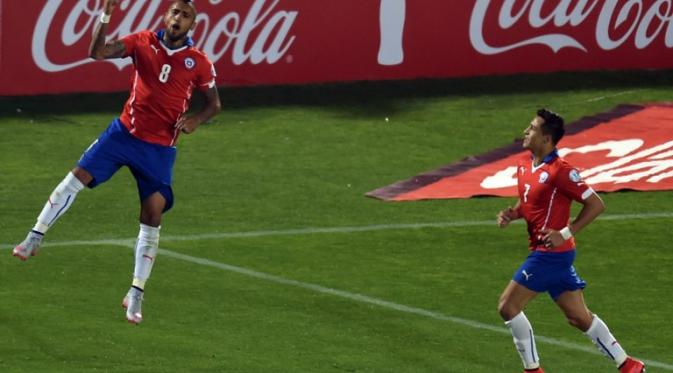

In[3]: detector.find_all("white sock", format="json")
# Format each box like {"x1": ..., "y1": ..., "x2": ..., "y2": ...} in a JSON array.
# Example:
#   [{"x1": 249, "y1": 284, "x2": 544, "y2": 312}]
[
  {"x1": 132, "y1": 224, "x2": 160, "y2": 290},
  {"x1": 33, "y1": 172, "x2": 85, "y2": 234},
  {"x1": 584, "y1": 314, "x2": 628, "y2": 367},
  {"x1": 505, "y1": 312, "x2": 540, "y2": 370}
]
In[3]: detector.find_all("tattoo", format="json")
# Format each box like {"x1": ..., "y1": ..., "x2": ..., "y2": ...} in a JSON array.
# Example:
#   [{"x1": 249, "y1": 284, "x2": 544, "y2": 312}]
[
  {"x1": 104, "y1": 40, "x2": 127, "y2": 59},
  {"x1": 90, "y1": 22, "x2": 126, "y2": 60},
  {"x1": 205, "y1": 85, "x2": 219, "y2": 102},
  {"x1": 201, "y1": 85, "x2": 222, "y2": 122}
]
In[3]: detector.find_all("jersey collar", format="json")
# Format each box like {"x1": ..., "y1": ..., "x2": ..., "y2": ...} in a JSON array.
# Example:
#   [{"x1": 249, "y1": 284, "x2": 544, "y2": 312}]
[
  {"x1": 531, "y1": 149, "x2": 559, "y2": 164},
  {"x1": 530, "y1": 149, "x2": 559, "y2": 172},
  {"x1": 156, "y1": 29, "x2": 194, "y2": 55}
]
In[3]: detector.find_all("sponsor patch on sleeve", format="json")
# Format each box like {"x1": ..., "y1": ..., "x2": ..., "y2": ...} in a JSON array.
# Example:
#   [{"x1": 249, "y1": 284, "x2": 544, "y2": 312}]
[{"x1": 569, "y1": 169, "x2": 582, "y2": 183}]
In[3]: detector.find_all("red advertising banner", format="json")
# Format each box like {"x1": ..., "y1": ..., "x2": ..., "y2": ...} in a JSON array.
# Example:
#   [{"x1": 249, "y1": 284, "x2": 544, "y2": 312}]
[
  {"x1": 2, "y1": 1, "x2": 673, "y2": 96},
  {"x1": 367, "y1": 105, "x2": 673, "y2": 200}
]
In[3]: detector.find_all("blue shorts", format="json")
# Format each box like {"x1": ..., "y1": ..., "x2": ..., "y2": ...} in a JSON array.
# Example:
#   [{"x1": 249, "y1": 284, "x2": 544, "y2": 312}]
[
  {"x1": 512, "y1": 250, "x2": 586, "y2": 301},
  {"x1": 78, "y1": 119, "x2": 176, "y2": 212}
]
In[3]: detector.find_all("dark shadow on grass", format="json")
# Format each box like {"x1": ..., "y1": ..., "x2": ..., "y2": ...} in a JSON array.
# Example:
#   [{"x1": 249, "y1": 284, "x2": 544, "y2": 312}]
[{"x1": 2, "y1": 70, "x2": 672, "y2": 120}]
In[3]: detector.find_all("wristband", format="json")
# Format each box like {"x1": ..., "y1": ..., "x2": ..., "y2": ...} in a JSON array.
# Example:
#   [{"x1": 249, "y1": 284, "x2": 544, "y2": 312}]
[
  {"x1": 560, "y1": 226, "x2": 573, "y2": 240},
  {"x1": 100, "y1": 13, "x2": 111, "y2": 24}
]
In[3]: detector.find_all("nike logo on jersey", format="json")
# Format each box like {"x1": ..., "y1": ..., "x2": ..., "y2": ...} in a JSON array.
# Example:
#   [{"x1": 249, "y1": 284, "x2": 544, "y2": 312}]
[
  {"x1": 522, "y1": 270, "x2": 533, "y2": 281},
  {"x1": 519, "y1": 166, "x2": 526, "y2": 175},
  {"x1": 150, "y1": 45, "x2": 159, "y2": 55}
]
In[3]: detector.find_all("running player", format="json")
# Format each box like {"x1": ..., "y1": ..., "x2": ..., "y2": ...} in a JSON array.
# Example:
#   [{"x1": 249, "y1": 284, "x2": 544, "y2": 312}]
[
  {"x1": 13, "y1": 0, "x2": 221, "y2": 324},
  {"x1": 496, "y1": 109, "x2": 645, "y2": 373}
]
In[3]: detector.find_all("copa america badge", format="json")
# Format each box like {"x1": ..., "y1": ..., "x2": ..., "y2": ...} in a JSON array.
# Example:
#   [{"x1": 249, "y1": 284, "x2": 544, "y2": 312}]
[
  {"x1": 184, "y1": 57, "x2": 196, "y2": 70},
  {"x1": 539, "y1": 171, "x2": 549, "y2": 184},
  {"x1": 569, "y1": 169, "x2": 582, "y2": 183}
]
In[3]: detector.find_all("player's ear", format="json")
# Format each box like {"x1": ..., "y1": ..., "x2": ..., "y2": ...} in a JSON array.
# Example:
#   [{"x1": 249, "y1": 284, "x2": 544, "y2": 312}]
[
  {"x1": 543, "y1": 134, "x2": 552, "y2": 145},
  {"x1": 189, "y1": 10, "x2": 198, "y2": 30}
]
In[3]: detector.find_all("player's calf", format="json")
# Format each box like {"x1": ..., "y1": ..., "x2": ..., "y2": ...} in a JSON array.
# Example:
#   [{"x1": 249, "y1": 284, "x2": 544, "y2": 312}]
[{"x1": 34, "y1": 172, "x2": 86, "y2": 233}]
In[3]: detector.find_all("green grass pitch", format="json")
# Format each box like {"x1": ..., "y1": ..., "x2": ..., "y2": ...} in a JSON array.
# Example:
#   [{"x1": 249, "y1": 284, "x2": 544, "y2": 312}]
[{"x1": 1, "y1": 71, "x2": 672, "y2": 372}]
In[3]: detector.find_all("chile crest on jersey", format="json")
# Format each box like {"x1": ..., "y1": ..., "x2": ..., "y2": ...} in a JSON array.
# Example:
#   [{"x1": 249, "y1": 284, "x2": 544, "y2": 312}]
[
  {"x1": 184, "y1": 57, "x2": 196, "y2": 70},
  {"x1": 118, "y1": 30, "x2": 216, "y2": 147}
]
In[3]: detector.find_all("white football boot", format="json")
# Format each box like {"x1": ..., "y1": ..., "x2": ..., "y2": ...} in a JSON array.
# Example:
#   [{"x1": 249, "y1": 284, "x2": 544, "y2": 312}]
[
  {"x1": 122, "y1": 287, "x2": 144, "y2": 324},
  {"x1": 13, "y1": 231, "x2": 44, "y2": 260}
]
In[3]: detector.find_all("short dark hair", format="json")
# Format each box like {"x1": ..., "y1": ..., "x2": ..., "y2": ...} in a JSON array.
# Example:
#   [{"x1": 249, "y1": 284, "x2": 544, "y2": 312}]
[
  {"x1": 173, "y1": 0, "x2": 196, "y2": 13},
  {"x1": 537, "y1": 108, "x2": 565, "y2": 145}
]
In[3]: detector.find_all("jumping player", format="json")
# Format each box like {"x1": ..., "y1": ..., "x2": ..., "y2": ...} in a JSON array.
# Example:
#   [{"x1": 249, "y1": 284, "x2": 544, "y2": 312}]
[
  {"x1": 13, "y1": 0, "x2": 221, "y2": 324},
  {"x1": 496, "y1": 109, "x2": 645, "y2": 373}
]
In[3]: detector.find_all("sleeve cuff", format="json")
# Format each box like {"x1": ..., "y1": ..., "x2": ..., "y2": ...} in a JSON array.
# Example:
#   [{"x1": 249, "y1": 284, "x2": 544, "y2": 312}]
[
  {"x1": 200, "y1": 80, "x2": 216, "y2": 89},
  {"x1": 581, "y1": 188, "x2": 595, "y2": 200}
]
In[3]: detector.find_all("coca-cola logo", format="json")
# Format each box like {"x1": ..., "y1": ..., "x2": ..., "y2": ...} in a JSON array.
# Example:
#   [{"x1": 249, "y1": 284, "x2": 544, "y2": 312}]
[
  {"x1": 470, "y1": 0, "x2": 673, "y2": 55},
  {"x1": 367, "y1": 106, "x2": 673, "y2": 201},
  {"x1": 481, "y1": 139, "x2": 673, "y2": 189},
  {"x1": 33, "y1": 0, "x2": 298, "y2": 72}
]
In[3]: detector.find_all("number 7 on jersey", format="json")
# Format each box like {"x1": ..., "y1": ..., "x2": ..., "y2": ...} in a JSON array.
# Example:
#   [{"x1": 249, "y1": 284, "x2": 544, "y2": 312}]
[{"x1": 523, "y1": 183, "x2": 531, "y2": 203}]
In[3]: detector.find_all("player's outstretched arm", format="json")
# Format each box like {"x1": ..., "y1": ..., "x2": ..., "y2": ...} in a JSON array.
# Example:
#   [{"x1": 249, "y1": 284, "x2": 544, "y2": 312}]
[
  {"x1": 175, "y1": 86, "x2": 222, "y2": 134},
  {"x1": 89, "y1": 0, "x2": 126, "y2": 60},
  {"x1": 497, "y1": 201, "x2": 521, "y2": 228}
]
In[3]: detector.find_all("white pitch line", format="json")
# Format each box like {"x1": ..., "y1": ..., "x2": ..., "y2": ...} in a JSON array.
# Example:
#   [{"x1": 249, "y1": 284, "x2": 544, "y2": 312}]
[
  {"x1": 582, "y1": 90, "x2": 638, "y2": 103},
  {"x1": 156, "y1": 248, "x2": 673, "y2": 371},
  {"x1": 2, "y1": 211, "x2": 671, "y2": 250},
  {"x1": 2, "y1": 218, "x2": 672, "y2": 369}
]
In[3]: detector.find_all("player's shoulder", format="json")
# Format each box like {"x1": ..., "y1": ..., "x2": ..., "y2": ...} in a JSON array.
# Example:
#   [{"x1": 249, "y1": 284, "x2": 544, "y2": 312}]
[
  {"x1": 122, "y1": 30, "x2": 156, "y2": 50},
  {"x1": 130, "y1": 30, "x2": 156, "y2": 42},
  {"x1": 181, "y1": 47, "x2": 214, "y2": 73},
  {"x1": 187, "y1": 47, "x2": 214, "y2": 65},
  {"x1": 549, "y1": 156, "x2": 584, "y2": 183},
  {"x1": 550, "y1": 156, "x2": 576, "y2": 172}
]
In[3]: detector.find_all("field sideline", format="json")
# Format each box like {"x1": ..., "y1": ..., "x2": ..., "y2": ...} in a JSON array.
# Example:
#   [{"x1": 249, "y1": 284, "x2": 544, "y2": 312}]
[
  {"x1": 1, "y1": 212, "x2": 673, "y2": 371},
  {"x1": 1, "y1": 71, "x2": 672, "y2": 372},
  {"x1": 3, "y1": 211, "x2": 673, "y2": 250}
]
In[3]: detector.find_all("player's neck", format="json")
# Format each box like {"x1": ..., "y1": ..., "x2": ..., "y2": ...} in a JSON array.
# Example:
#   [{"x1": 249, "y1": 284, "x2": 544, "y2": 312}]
[
  {"x1": 162, "y1": 34, "x2": 188, "y2": 49},
  {"x1": 532, "y1": 147, "x2": 554, "y2": 166}
]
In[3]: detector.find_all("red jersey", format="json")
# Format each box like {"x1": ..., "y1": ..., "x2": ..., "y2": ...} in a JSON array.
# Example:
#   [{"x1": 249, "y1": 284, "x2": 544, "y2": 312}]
[
  {"x1": 119, "y1": 30, "x2": 216, "y2": 146},
  {"x1": 516, "y1": 151, "x2": 594, "y2": 252}
]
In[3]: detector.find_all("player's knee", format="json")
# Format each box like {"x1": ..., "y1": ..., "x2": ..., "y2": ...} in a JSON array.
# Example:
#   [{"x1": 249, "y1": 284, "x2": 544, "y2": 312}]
[
  {"x1": 566, "y1": 315, "x2": 582, "y2": 329},
  {"x1": 140, "y1": 192, "x2": 168, "y2": 226},
  {"x1": 565, "y1": 313, "x2": 592, "y2": 331},
  {"x1": 141, "y1": 215, "x2": 162, "y2": 227},
  {"x1": 497, "y1": 299, "x2": 518, "y2": 320},
  {"x1": 139, "y1": 210, "x2": 162, "y2": 227},
  {"x1": 71, "y1": 167, "x2": 93, "y2": 187}
]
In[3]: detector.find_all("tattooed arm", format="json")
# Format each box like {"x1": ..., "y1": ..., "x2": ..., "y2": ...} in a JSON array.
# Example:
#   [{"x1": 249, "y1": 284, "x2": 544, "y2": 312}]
[{"x1": 88, "y1": 0, "x2": 126, "y2": 60}]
